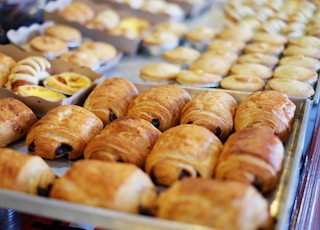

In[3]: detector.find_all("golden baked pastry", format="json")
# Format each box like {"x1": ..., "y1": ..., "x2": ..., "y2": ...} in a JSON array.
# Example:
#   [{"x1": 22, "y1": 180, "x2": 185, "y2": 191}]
[
  {"x1": 217, "y1": 25, "x2": 254, "y2": 42},
  {"x1": 200, "y1": 49, "x2": 239, "y2": 64},
  {"x1": 251, "y1": 32, "x2": 288, "y2": 46},
  {"x1": 140, "y1": 62, "x2": 181, "y2": 82},
  {"x1": 188, "y1": 56, "x2": 231, "y2": 77},
  {"x1": 282, "y1": 44, "x2": 320, "y2": 59},
  {"x1": 0, "y1": 52, "x2": 16, "y2": 87},
  {"x1": 84, "y1": 116, "x2": 161, "y2": 168},
  {"x1": 17, "y1": 85, "x2": 67, "y2": 102},
  {"x1": 244, "y1": 42, "x2": 285, "y2": 56},
  {"x1": 50, "y1": 160, "x2": 157, "y2": 214},
  {"x1": 234, "y1": 90, "x2": 296, "y2": 142},
  {"x1": 215, "y1": 126, "x2": 284, "y2": 193},
  {"x1": 86, "y1": 9, "x2": 120, "y2": 31},
  {"x1": 236, "y1": 53, "x2": 279, "y2": 69},
  {"x1": 184, "y1": 26, "x2": 218, "y2": 43},
  {"x1": 0, "y1": 148, "x2": 56, "y2": 196},
  {"x1": 44, "y1": 24, "x2": 82, "y2": 45},
  {"x1": 78, "y1": 41, "x2": 117, "y2": 62},
  {"x1": 278, "y1": 55, "x2": 320, "y2": 71},
  {"x1": 288, "y1": 35, "x2": 320, "y2": 48},
  {"x1": 5, "y1": 56, "x2": 52, "y2": 92},
  {"x1": 43, "y1": 72, "x2": 92, "y2": 95},
  {"x1": 29, "y1": 35, "x2": 69, "y2": 58},
  {"x1": 272, "y1": 65, "x2": 318, "y2": 85},
  {"x1": 220, "y1": 74, "x2": 266, "y2": 92},
  {"x1": 176, "y1": 69, "x2": 222, "y2": 87},
  {"x1": 83, "y1": 77, "x2": 139, "y2": 126},
  {"x1": 127, "y1": 84, "x2": 191, "y2": 131},
  {"x1": 153, "y1": 178, "x2": 272, "y2": 230},
  {"x1": 145, "y1": 124, "x2": 222, "y2": 186},
  {"x1": 162, "y1": 46, "x2": 200, "y2": 66},
  {"x1": 207, "y1": 38, "x2": 246, "y2": 53},
  {"x1": 141, "y1": 31, "x2": 180, "y2": 55},
  {"x1": 58, "y1": 50, "x2": 100, "y2": 69},
  {"x1": 180, "y1": 91, "x2": 238, "y2": 140},
  {"x1": 230, "y1": 63, "x2": 273, "y2": 80},
  {"x1": 26, "y1": 105, "x2": 103, "y2": 160},
  {"x1": 154, "y1": 21, "x2": 188, "y2": 37},
  {"x1": 59, "y1": 2, "x2": 94, "y2": 25},
  {"x1": 0, "y1": 98, "x2": 38, "y2": 147},
  {"x1": 266, "y1": 78, "x2": 315, "y2": 99}
]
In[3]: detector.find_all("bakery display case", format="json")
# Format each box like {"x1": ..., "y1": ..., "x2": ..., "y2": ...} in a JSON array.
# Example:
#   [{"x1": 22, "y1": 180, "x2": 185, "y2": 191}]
[{"x1": 1, "y1": 0, "x2": 320, "y2": 229}]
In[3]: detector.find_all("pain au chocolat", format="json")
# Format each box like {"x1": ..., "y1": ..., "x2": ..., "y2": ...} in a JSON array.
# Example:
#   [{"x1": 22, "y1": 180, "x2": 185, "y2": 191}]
[
  {"x1": 26, "y1": 105, "x2": 103, "y2": 160},
  {"x1": 145, "y1": 124, "x2": 222, "y2": 186}
]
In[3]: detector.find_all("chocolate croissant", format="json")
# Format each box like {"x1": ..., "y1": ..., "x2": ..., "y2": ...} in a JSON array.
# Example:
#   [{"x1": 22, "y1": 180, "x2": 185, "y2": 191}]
[
  {"x1": 0, "y1": 98, "x2": 38, "y2": 147},
  {"x1": 0, "y1": 148, "x2": 56, "y2": 196},
  {"x1": 50, "y1": 159, "x2": 157, "y2": 214},
  {"x1": 153, "y1": 178, "x2": 272, "y2": 230},
  {"x1": 26, "y1": 105, "x2": 103, "y2": 160},
  {"x1": 234, "y1": 90, "x2": 296, "y2": 142},
  {"x1": 127, "y1": 84, "x2": 191, "y2": 132},
  {"x1": 145, "y1": 124, "x2": 222, "y2": 186},
  {"x1": 84, "y1": 116, "x2": 162, "y2": 168},
  {"x1": 215, "y1": 126, "x2": 284, "y2": 193},
  {"x1": 180, "y1": 91, "x2": 238, "y2": 141},
  {"x1": 83, "y1": 77, "x2": 139, "y2": 126}
]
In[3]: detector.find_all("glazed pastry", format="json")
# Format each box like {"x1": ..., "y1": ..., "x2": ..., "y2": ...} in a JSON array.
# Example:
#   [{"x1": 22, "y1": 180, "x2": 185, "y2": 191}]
[
  {"x1": 272, "y1": 65, "x2": 318, "y2": 85},
  {"x1": 0, "y1": 52, "x2": 16, "y2": 87},
  {"x1": 0, "y1": 98, "x2": 38, "y2": 147},
  {"x1": 145, "y1": 124, "x2": 223, "y2": 186},
  {"x1": 180, "y1": 91, "x2": 238, "y2": 141},
  {"x1": 188, "y1": 56, "x2": 231, "y2": 77},
  {"x1": 50, "y1": 160, "x2": 157, "y2": 214},
  {"x1": 251, "y1": 32, "x2": 288, "y2": 46},
  {"x1": 207, "y1": 38, "x2": 246, "y2": 53},
  {"x1": 140, "y1": 62, "x2": 181, "y2": 82},
  {"x1": 43, "y1": 72, "x2": 92, "y2": 95},
  {"x1": 127, "y1": 84, "x2": 191, "y2": 131},
  {"x1": 244, "y1": 42, "x2": 285, "y2": 56},
  {"x1": 17, "y1": 85, "x2": 67, "y2": 102},
  {"x1": 200, "y1": 49, "x2": 239, "y2": 64},
  {"x1": 154, "y1": 21, "x2": 188, "y2": 37},
  {"x1": 176, "y1": 69, "x2": 222, "y2": 87},
  {"x1": 78, "y1": 41, "x2": 118, "y2": 62},
  {"x1": 234, "y1": 90, "x2": 296, "y2": 142},
  {"x1": 0, "y1": 148, "x2": 56, "y2": 196},
  {"x1": 162, "y1": 46, "x2": 200, "y2": 66},
  {"x1": 215, "y1": 126, "x2": 284, "y2": 193},
  {"x1": 236, "y1": 53, "x2": 279, "y2": 69},
  {"x1": 217, "y1": 25, "x2": 254, "y2": 42},
  {"x1": 184, "y1": 26, "x2": 218, "y2": 43},
  {"x1": 26, "y1": 105, "x2": 103, "y2": 160},
  {"x1": 282, "y1": 45, "x2": 320, "y2": 59},
  {"x1": 83, "y1": 77, "x2": 139, "y2": 126},
  {"x1": 59, "y1": 2, "x2": 94, "y2": 25},
  {"x1": 58, "y1": 50, "x2": 100, "y2": 69},
  {"x1": 86, "y1": 9, "x2": 120, "y2": 31},
  {"x1": 220, "y1": 74, "x2": 265, "y2": 92},
  {"x1": 153, "y1": 178, "x2": 272, "y2": 230},
  {"x1": 229, "y1": 63, "x2": 273, "y2": 80},
  {"x1": 5, "y1": 56, "x2": 53, "y2": 92},
  {"x1": 44, "y1": 24, "x2": 82, "y2": 46},
  {"x1": 278, "y1": 55, "x2": 320, "y2": 71},
  {"x1": 29, "y1": 35, "x2": 69, "y2": 58},
  {"x1": 84, "y1": 116, "x2": 161, "y2": 168}
]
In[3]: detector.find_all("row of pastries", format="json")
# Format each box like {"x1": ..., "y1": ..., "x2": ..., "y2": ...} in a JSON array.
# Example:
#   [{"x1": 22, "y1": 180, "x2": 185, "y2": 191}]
[{"x1": 0, "y1": 75, "x2": 297, "y2": 229}]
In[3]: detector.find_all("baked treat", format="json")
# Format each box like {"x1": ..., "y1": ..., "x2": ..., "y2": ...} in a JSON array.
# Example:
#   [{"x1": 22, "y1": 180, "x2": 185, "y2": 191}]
[
  {"x1": 229, "y1": 63, "x2": 273, "y2": 80},
  {"x1": 50, "y1": 160, "x2": 156, "y2": 214},
  {"x1": 153, "y1": 178, "x2": 272, "y2": 230},
  {"x1": 29, "y1": 35, "x2": 69, "y2": 58},
  {"x1": 244, "y1": 42, "x2": 285, "y2": 56},
  {"x1": 86, "y1": 9, "x2": 120, "y2": 31},
  {"x1": 266, "y1": 78, "x2": 315, "y2": 99},
  {"x1": 142, "y1": 31, "x2": 180, "y2": 55},
  {"x1": 162, "y1": 46, "x2": 200, "y2": 66},
  {"x1": 44, "y1": 24, "x2": 82, "y2": 46},
  {"x1": 43, "y1": 72, "x2": 92, "y2": 95},
  {"x1": 59, "y1": 2, "x2": 94, "y2": 25},
  {"x1": 176, "y1": 69, "x2": 222, "y2": 87},
  {"x1": 188, "y1": 56, "x2": 231, "y2": 77},
  {"x1": 207, "y1": 38, "x2": 246, "y2": 53},
  {"x1": 84, "y1": 116, "x2": 161, "y2": 168},
  {"x1": 287, "y1": 35, "x2": 320, "y2": 48},
  {"x1": 116, "y1": 0, "x2": 144, "y2": 9},
  {"x1": 140, "y1": 62, "x2": 181, "y2": 82},
  {"x1": 58, "y1": 50, "x2": 100, "y2": 69},
  {"x1": 145, "y1": 124, "x2": 222, "y2": 186},
  {"x1": 278, "y1": 55, "x2": 320, "y2": 71},
  {"x1": 236, "y1": 53, "x2": 279, "y2": 69},
  {"x1": 272, "y1": 65, "x2": 318, "y2": 85},
  {"x1": 154, "y1": 21, "x2": 188, "y2": 37},
  {"x1": 282, "y1": 44, "x2": 320, "y2": 59},
  {"x1": 0, "y1": 148, "x2": 56, "y2": 196},
  {"x1": 17, "y1": 85, "x2": 67, "y2": 102},
  {"x1": 78, "y1": 41, "x2": 117, "y2": 62},
  {"x1": 251, "y1": 32, "x2": 288, "y2": 46},
  {"x1": 127, "y1": 84, "x2": 191, "y2": 132},
  {"x1": 141, "y1": 1, "x2": 184, "y2": 20},
  {"x1": 220, "y1": 74, "x2": 266, "y2": 92},
  {"x1": 180, "y1": 91, "x2": 238, "y2": 141},
  {"x1": 5, "y1": 56, "x2": 53, "y2": 92},
  {"x1": 200, "y1": 49, "x2": 239, "y2": 64},
  {"x1": 26, "y1": 105, "x2": 103, "y2": 160},
  {"x1": 184, "y1": 26, "x2": 218, "y2": 50},
  {"x1": 259, "y1": 18, "x2": 287, "y2": 34},
  {"x1": 215, "y1": 126, "x2": 284, "y2": 193},
  {"x1": 234, "y1": 90, "x2": 296, "y2": 142},
  {"x1": 0, "y1": 98, "x2": 38, "y2": 147},
  {"x1": 0, "y1": 53, "x2": 16, "y2": 87},
  {"x1": 217, "y1": 25, "x2": 254, "y2": 42},
  {"x1": 83, "y1": 77, "x2": 139, "y2": 126}
]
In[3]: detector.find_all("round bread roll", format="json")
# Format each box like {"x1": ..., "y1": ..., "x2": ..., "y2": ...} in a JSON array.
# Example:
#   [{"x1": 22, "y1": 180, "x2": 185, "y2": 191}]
[
  {"x1": 44, "y1": 24, "x2": 82, "y2": 45},
  {"x1": 29, "y1": 35, "x2": 69, "y2": 58},
  {"x1": 230, "y1": 63, "x2": 273, "y2": 80},
  {"x1": 140, "y1": 62, "x2": 181, "y2": 82},
  {"x1": 59, "y1": 2, "x2": 94, "y2": 25},
  {"x1": 86, "y1": 9, "x2": 120, "y2": 31},
  {"x1": 251, "y1": 32, "x2": 288, "y2": 46},
  {"x1": 278, "y1": 55, "x2": 320, "y2": 71},
  {"x1": 236, "y1": 53, "x2": 279, "y2": 69},
  {"x1": 162, "y1": 46, "x2": 200, "y2": 66},
  {"x1": 176, "y1": 69, "x2": 222, "y2": 87},
  {"x1": 272, "y1": 65, "x2": 318, "y2": 85},
  {"x1": 244, "y1": 42, "x2": 285, "y2": 56},
  {"x1": 207, "y1": 38, "x2": 246, "y2": 53},
  {"x1": 58, "y1": 50, "x2": 100, "y2": 69},
  {"x1": 78, "y1": 41, "x2": 117, "y2": 62},
  {"x1": 220, "y1": 74, "x2": 265, "y2": 92},
  {"x1": 189, "y1": 56, "x2": 231, "y2": 77}
]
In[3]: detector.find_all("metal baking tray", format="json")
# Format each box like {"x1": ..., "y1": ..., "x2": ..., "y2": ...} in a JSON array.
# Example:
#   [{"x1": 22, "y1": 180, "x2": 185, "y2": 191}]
[{"x1": 0, "y1": 84, "x2": 313, "y2": 230}]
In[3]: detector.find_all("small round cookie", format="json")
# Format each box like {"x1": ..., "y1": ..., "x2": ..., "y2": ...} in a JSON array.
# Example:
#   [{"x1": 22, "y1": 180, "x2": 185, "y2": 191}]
[
  {"x1": 273, "y1": 65, "x2": 318, "y2": 85},
  {"x1": 58, "y1": 50, "x2": 100, "y2": 70},
  {"x1": 142, "y1": 31, "x2": 179, "y2": 56},
  {"x1": 184, "y1": 26, "x2": 218, "y2": 50},
  {"x1": 176, "y1": 69, "x2": 222, "y2": 87},
  {"x1": 140, "y1": 62, "x2": 181, "y2": 82},
  {"x1": 230, "y1": 63, "x2": 273, "y2": 80},
  {"x1": 278, "y1": 55, "x2": 320, "y2": 71},
  {"x1": 59, "y1": 2, "x2": 94, "y2": 25},
  {"x1": 220, "y1": 74, "x2": 265, "y2": 92},
  {"x1": 244, "y1": 42, "x2": 285, "y2": 56},
  {"x1": 236, "y1": 53, "x2": 279, "y2": 69},
  {"x1": 200, "y1": 50, "x2": 238, "y2": 64},
  {"x1": 266, "y1": 78, "x2": 315, "y2": 99},
  {"x1": 282, "y1": 45, "x2": 320, "y2": 59},
  {"x1": 189, "y1": 56, "x2": 231, "y2": 77},
  {"x1": 78, "y1": 41, "x2": 117, "y2": 62},
  {"x1": 217, "y1": 25, "x2": 254, "y2": 42},
  {"x1": 0, "y1": 53, "x2": 16, "y2": 87},
  {"x1": 86, "y1": 9, "x2": 120, "y2": 31},
  {"x1": 207, "y1": 38, "x2": 246, "y2": 53},
  {"x1": 44, "y1": 24, "x2": 82, "y2": 46},
  {"x1": 162, "y1": 46, "x2": 200, "y2": 66},
  {"x1": 29, "y1": 35, "x2": 69, "y2": 58},
  {"x1": 154, "y1": 21, "x2": 188, "y2": 37},
  {"x1": 251, "y1": 32, "x2": 288, "y2": 46}
]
